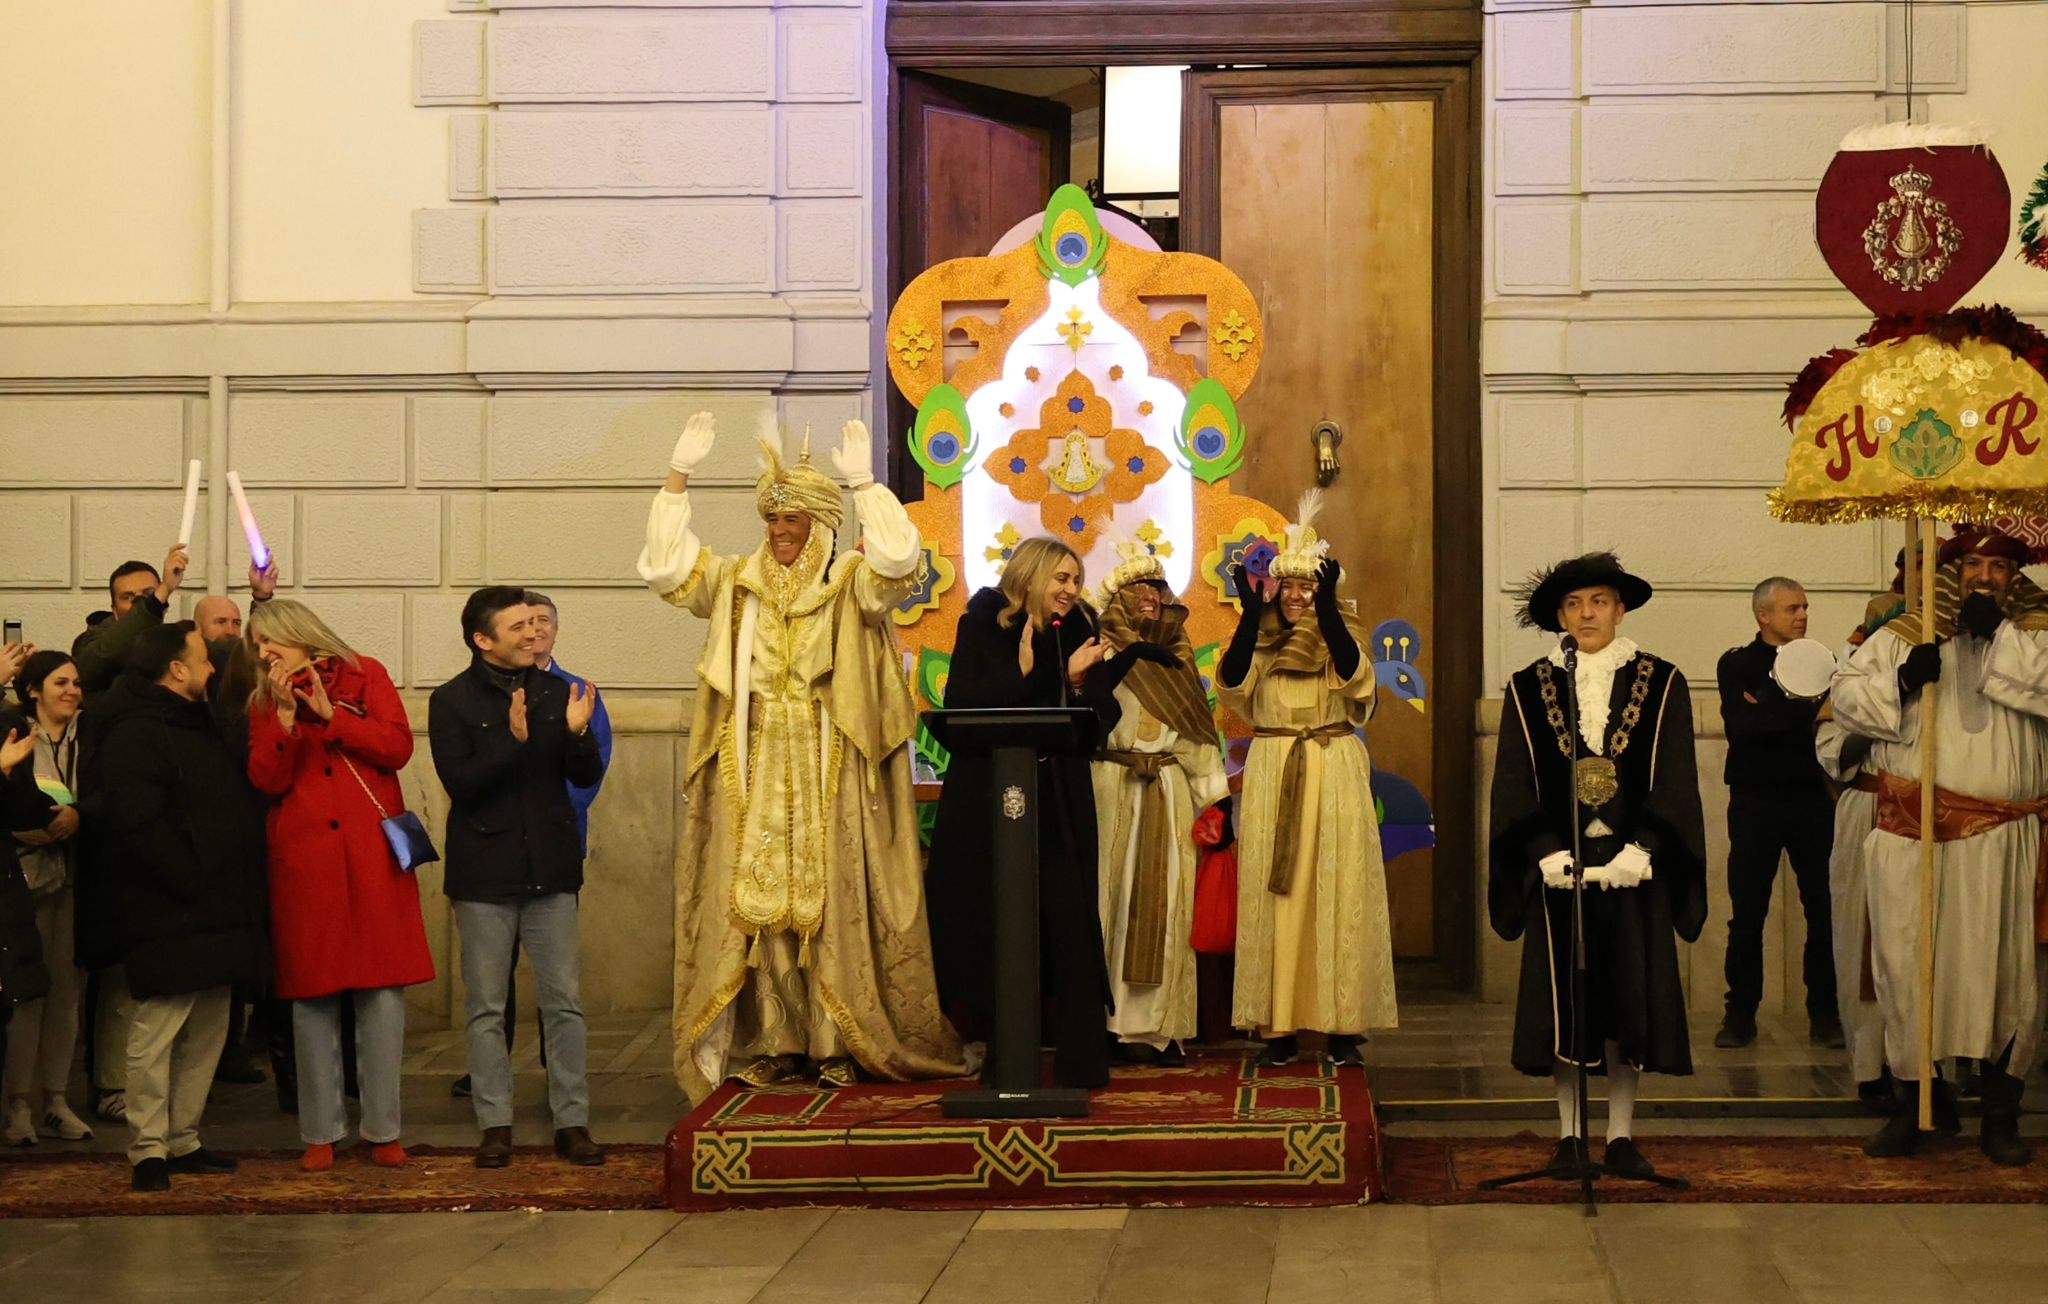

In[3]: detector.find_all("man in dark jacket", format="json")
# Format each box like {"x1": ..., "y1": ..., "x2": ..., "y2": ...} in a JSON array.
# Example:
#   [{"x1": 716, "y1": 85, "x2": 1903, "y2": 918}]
[
  {"x1": 93, "y1": 622, "x2": 269, "y2": 1192},
  {"x1": 72, "y1": 549, "x2": 187, "y2": 695},
  {"x1": 429, "y1": 587, "x2": 604, "y2": 1170}
]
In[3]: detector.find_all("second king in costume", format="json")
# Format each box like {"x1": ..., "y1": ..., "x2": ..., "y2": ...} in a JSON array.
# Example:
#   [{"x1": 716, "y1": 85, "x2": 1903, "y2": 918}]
[{"x1": 638, "y1": 412, "x2": 965, "y2": 1101}]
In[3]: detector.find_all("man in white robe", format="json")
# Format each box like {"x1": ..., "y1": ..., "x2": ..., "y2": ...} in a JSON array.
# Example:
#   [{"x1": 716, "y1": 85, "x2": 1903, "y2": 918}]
[{"x1": 1831, "y1": 526, "x2": 2048, "y2": 1165}]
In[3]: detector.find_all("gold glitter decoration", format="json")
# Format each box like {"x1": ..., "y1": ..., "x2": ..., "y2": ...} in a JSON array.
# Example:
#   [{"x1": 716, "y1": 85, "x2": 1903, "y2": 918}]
[
  {"x1": 984, "y1": 522, "x2": 1023, "y2": 566},
  {"x1": 1059, "y1": 307, "x2": 1094, "y2": 352},
  {"x1": 999, "y1": 402, "x2": 1015, "y2": 418},
  {"x1": 891, "y1": 320, "x2": 936, "y2": 368},
  {"x1": 1215, "y1": 309, "x2": 1257, "y2": 363},
  {"x1": 1138, "y1": 400, "x2": 1154, "y2": 416},
  {"x1": 1026, "y1": 366, "x2": 1041, "y2": 382}
]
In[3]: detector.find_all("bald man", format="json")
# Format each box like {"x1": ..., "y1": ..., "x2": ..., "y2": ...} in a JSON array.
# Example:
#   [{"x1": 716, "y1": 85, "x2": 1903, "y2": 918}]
[{"x1": 193, "y1": 596, "x2": 243, "y2": 646}]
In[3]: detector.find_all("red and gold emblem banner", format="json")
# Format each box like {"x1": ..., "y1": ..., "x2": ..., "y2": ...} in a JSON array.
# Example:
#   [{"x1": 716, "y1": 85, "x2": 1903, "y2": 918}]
[{"x1": 1816, "y1": 141, "x2": 2011, "y2": 317}]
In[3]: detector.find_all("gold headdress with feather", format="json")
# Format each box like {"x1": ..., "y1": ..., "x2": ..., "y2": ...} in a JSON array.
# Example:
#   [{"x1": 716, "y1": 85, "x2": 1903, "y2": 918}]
[
  {"x1": 1269, "y1": 489, "x2": 1332, "y2": 580},
  {"x1": 755, "y1": 425, "x2": 844, "y2": 531}
]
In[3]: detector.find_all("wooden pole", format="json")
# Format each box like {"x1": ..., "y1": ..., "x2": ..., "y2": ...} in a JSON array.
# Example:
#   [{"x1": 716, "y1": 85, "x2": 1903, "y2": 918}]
[
  {"x1": 1916, "y1": 516, "x2": 1939, "y2": 1131},
  {"x1": 1904, "y1": 520, "x2": 1921, "y2": 615}
]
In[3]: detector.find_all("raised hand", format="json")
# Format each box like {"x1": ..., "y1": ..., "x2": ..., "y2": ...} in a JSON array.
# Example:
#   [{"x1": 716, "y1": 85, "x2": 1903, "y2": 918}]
[
  {"x1": 1066, "y1": 636, "x2": 1106, "y2": 682},
  {"x1": 250, "y1": 557, "x2": 280, "y2": 602},
  {"x1": 831, "y1": 419, "x2": 875, "y2": 490},
  {"x1": 0, "y1": 729, "x2": 32, "y2": 777},
  {"x1": 157, "y1": 543, "x2": 191, "y2": 602},
  {"x1": 567, "y1": 680, "x2": 599, "y2": 736},
  {"x1": 668, "y1": 410, "x2": 718, "y2": 480},
  {"x1": 509, "y1": 688, "x2": 530, "y2": 742},
  {"x1": 1018, "y1": 618, "x2": 1037, "y2": 678},
  {"x1": 0, "y1": 641, "x2": 31, "y2": 684},
  {"x1": 295, "y1": 669, "x2": 334, "y2": 722},
  {"x1": 1231, "y1": 563, "x2": 1264, "y2": 618},
  {"x1": 266, "y1": 661, "x2": 299, "y2": 730}
]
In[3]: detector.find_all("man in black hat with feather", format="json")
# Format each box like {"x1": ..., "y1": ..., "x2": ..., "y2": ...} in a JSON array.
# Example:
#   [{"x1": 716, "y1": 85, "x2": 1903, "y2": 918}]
[{"x1": 1488, "y1": 552, "x2": 1708, "y2": 1180}]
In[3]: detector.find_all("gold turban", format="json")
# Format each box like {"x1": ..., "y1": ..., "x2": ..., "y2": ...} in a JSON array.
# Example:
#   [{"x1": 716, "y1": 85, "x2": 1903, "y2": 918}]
[{"x1": 756, "y1": 431, "x2": 844, "y2": 532}]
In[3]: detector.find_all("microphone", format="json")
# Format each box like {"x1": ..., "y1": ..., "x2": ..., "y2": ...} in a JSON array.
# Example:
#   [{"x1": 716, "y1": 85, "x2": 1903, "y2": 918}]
[
  {"x1": 1050, "y1": 616, "x2": 1070, "y2": 706},
  {"x1": 1560, "y1": 633, "x2": 1579, "y2": 671}
]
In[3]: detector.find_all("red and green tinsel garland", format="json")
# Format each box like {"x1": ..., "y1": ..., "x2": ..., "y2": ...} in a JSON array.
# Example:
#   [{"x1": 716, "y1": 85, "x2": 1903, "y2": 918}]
[
  {"x1": 2022, "y1": 159, "x2": 2048, "y2": 271},
  {"x1": 1781, "y1": 304, "x2": 2048, "y2": 428}
]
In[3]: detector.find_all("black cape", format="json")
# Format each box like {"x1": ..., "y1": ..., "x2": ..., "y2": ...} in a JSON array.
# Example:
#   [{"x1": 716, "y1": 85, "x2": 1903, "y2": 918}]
[
  {"x1": 926, "y1": 588, "x2": 1122, "y2": 1078},
  {"x1": 1488, "y1": 649, "x2": 1707, "y2": 1076}
]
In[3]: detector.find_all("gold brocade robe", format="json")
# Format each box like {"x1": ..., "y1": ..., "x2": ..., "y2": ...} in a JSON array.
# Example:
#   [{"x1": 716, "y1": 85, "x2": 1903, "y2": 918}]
[
  {"x1": 1222, "y1": 648, "x2": 1399, "y2": 1036},
  {"x1": 639, "y1": 487, "x2": 965, "y2": 1103}
]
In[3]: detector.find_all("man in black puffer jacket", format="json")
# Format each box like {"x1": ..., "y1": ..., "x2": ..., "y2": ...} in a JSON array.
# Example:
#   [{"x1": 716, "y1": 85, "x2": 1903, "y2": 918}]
[{"x1": 91, "y1": 621, "x2": 268, "y2": 1192}]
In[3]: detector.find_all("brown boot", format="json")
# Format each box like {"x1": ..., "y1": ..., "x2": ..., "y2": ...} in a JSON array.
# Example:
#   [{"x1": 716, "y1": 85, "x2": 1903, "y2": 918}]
[
  {"x1": 554, "y1": 1126, "x2": 606, "y2": 1166},
  {"x1": 474, "y1": 1125, "x2": 512, "y2": 1169}
]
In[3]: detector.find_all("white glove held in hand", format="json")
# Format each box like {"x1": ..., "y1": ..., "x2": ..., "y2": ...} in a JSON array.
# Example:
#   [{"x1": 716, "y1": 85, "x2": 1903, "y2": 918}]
[
  {"x1": 669, "y1": 411, "x2": 717, "y2": 477},
  {"x1": 1539, "y1": 850, "x2": 1575, "y2": 891},
  {"x1": 831, "y1": 420, "x2": 875, "y2": 490},
  {"x1": 1596, "y1": 842, "x2": 1652, "y2": 890}
]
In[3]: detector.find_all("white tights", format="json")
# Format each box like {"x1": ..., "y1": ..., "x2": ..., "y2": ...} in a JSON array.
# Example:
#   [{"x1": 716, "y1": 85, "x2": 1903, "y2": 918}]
[{"x1": 1554, "y1": 1042, "x2": 1637, "y2": 1140}]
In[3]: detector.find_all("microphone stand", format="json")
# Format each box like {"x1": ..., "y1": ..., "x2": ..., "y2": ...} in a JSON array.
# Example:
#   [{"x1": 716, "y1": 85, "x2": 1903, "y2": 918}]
[
  {"x1": 1478, "y1": 634, "x2": 1688, "y2": 1213},
  {"x1": 1051, "y1": 617, "x2": 1071, "y2": 708}
]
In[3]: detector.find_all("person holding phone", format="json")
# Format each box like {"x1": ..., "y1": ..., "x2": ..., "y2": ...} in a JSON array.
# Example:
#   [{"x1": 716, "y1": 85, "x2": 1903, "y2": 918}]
[{"x1": 245, "y1": 600, "x2": 431, "y2": 1173}]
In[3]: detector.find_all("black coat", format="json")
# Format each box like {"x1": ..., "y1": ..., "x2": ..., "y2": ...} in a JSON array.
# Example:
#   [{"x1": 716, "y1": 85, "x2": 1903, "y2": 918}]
[
  {"x1": 926, "y1": 588, "x2": 1122, "y2": 1036},
  {"x1": 1488, "y1": 651, "x2": 1706, "y2": 1076},
  {"x1": 88, "y1": 682, "x2": 270, "y2": 1000},
  {"x1": 428, "y1": 659, "x2": 603, "y2": 904},
  {"x1": 0, "y1": 724, "x2": 54, "y2": 1010},
  {"x1": 1717, "y1": 635, "x2": 1827, "y2": 789}
]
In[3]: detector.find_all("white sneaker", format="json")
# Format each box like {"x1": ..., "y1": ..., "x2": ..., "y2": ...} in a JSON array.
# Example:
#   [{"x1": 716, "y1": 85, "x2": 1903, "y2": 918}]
[
  {"x1": 41, "y1": 1097, "x2": 94, "y2": 1141},
  {"x1": 2, "y1": 1099, "x2": 37, "y2": 1147}
]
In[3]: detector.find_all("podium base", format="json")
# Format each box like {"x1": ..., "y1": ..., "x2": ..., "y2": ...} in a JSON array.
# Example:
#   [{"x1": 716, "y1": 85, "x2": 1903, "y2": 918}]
[{"x1": 940, "y1": 1086, "x2": 1093, "y2": 1119}]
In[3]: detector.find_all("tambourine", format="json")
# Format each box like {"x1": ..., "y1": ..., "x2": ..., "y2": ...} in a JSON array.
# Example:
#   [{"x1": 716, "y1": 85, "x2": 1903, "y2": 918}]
[{"x1": 1772, "y1": 638, "x2": 1839, "y2": 700}]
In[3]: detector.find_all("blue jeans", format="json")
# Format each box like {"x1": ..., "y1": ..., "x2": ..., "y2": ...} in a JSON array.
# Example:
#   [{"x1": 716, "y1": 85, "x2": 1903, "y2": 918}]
[
  {"x1": 453, "y1": 894, "x2": 588, "y2": 1131},
  {"x1": 295, "y1": 986, "x2": 405, "y2": 1147}
]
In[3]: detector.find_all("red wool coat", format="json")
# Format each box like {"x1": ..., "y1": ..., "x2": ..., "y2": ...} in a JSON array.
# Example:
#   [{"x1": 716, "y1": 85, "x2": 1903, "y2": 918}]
[{"x1": 247, "y1": 655, "x2": 435, "y2": 1000}]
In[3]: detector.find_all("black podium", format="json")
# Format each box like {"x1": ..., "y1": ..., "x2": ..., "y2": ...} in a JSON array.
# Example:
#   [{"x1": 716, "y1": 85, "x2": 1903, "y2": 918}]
[{"x1": 923, "y1": 706, "x2": 1100, "y2": 1119}]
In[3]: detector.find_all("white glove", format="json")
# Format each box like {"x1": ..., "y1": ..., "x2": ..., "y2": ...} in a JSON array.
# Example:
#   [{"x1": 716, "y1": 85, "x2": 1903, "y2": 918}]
[
  {"x1": 1596, "y1": 842, "x2": 1652, "y2": 890},
  {"x1": 669, "y1": 411, "x2": 717, "y2": 477},
  {"x1": 831, "y1": 419, "x2": 875, "y2": 490},
  {"x1": 1539, "y1": 850, "x2": 1575, "y2": 891}
]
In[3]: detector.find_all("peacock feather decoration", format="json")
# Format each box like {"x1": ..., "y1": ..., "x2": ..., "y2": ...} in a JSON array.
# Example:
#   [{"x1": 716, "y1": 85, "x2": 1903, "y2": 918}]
[
  {"x1": 910, "y1": 383, "x2": 977, "y2": 489},
  {"x1": 1174, "y1": 377, "x2": 1246, "y2": 485},
  {"x1": 1036, "y1": 184, "x2": 1108, "y2": 286}
]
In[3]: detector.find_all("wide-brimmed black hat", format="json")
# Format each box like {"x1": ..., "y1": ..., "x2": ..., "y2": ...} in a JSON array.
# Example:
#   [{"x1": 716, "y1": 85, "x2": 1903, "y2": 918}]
[{"x1": 1515, "y1": 551, "x2": 1653, "y2": 633}]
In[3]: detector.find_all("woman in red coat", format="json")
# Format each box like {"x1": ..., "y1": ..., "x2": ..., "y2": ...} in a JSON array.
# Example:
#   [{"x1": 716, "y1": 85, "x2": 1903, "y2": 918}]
[{"x1": 246, "y1": 600, "x2": 433, "y2": 1172}]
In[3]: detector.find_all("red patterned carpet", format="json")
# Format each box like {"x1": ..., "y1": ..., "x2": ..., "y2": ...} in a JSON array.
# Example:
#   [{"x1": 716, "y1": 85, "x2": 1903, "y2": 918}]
[
  {"x1": 667, "y1": 1054, "x2": 1381, "y2": 1211},
  {"x1": 1385, "y1": 1133, "x2": 2048, "y2": 1204},
  {"x1": 0, "y1": 1145, "x2": 666, "y2": 1218}
]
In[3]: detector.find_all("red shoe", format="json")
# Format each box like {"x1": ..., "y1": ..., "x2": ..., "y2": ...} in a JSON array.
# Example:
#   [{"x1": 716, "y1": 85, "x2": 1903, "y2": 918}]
[
  {"x1": 370, "y1": 1140, "x2": 408, "y2": 1168},
  {"x1": 299, "y1": 1143, "x2": 335, "y2": 1173}
]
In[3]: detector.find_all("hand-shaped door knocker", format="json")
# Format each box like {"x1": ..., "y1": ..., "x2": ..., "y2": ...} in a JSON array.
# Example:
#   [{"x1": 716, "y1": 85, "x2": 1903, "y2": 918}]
[{"x1": 1310, "y1": 419, "x2": 1343, "y2": 487}]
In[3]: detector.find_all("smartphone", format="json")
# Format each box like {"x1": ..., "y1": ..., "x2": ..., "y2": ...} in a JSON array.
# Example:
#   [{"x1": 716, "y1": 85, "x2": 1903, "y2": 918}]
[{"x1": 2, "y1": 619, "x2": 21, "y2": 646}]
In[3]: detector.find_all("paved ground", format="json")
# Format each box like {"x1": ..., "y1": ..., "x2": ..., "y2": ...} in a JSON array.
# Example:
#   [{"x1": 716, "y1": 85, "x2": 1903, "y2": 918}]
[{"x1": 3, "y1": 1002, "x2": 2045, "y2": 1303}]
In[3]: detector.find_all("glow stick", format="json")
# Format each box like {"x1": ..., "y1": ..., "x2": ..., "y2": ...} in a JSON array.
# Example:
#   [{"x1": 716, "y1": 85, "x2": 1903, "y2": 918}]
[
  {"x1": 176, "y1": 459, "x2": 202, "y2": 547},
  {"x1": 226, "y1": 471, "x2": 268, "y2": 569}
]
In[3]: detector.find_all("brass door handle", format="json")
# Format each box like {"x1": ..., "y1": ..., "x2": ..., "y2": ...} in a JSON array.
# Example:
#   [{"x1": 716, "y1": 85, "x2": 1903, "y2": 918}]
[{"x1": 1310, "y1": 420, "x2": 1342, "y2": 486}]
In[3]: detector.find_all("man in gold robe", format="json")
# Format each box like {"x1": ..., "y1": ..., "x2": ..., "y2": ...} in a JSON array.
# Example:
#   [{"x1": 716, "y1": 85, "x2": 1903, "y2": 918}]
[{"x1": 637, "y1": 412, "x2": 964, "y2": 1101}]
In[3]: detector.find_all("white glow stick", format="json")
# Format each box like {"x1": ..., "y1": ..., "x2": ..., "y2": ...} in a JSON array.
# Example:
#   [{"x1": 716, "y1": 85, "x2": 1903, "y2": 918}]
[
  {"x1": 176, "y1": 459, "x2": 202, "y2": 547},
  {"x1": 226, "y1": 471, "x2": 268, "y2": 570}
]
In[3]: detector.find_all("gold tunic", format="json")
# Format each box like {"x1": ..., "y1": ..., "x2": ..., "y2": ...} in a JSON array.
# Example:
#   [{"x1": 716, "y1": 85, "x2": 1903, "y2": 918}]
[{"x1": 1223, "y1": 649, "x2": 1399, "y2": 1036}]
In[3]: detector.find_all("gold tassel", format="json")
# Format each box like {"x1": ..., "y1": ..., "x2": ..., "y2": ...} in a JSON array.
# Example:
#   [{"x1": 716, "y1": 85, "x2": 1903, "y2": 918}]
[
  {"x1": 799, "y1": 932, "x2": 814, "y2": 968},
  {"x1": 747, "y1": 932, "x2": 765, "y2": 968}
]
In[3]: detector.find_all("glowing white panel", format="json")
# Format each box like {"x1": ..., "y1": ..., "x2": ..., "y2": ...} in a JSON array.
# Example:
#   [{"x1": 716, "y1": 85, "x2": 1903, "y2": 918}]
[{"x1": 1101, "y1": 66, "x2": 1186, "y2": 197}]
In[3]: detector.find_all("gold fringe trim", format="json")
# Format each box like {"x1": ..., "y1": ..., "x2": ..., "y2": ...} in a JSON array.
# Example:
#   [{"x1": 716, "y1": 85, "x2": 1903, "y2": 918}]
[{"x1": 1769, "y1": 487, "x2": 2048, "y2": 525}]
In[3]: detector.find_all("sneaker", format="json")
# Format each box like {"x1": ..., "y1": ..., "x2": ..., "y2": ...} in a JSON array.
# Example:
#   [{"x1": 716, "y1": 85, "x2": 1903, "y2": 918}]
[
  {"x1": 1255, "y1": 1036, "x2": 1300, "y2": 1068},
  {"x1": 94, "y1": 1090, "x2": 127, "y2": 1122},
  {"x1": 3, "y1": 1100, "x2": 37, "y2": 1147},
  {"x1": 40, "y1": 1097, "x2": 93, "y2": 1142},
  {"x1": 450, "y1": 1074, "x2": 474, "y2": 1100},
  {"x1": 131, "y1": 1158, "x2": 171, "y2": 1193},
  {"x1": 1713, "y1": 1014, "x2": 1757, "y2": 1049},
  {"x1": 166, "y1": 1147, "x2": 239, "y2": 1175},
  {"x1": 1326, "y1": 1035, "x2": 1368, "y2": 1068}
]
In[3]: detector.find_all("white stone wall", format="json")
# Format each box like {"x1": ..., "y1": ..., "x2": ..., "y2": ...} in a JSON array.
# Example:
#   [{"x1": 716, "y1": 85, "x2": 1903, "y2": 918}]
[
  {"x1": 0, "y1": 0, "x2": 883, "y2": 1019},
  {"x1": 1482, "y1": 0, "x2": 2048, "y2": 1012}
]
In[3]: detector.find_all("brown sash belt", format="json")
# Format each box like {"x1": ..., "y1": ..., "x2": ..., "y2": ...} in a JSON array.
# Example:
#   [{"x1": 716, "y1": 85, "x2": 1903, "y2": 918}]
[
  {"x1": 1874, "y1": 771, "x2": 2048, "y2": 943},
  {"x1": 1252, "y1": 722, "x2": 1354, "y2": 895},
  {"x1": 1098, "y1": 749, "x2": 1181, "y2": 985}
]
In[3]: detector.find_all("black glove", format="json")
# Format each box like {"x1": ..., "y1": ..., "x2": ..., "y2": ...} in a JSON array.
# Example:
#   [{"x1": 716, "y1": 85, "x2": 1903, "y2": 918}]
[
  {"x1": 1311, "y1": 559, "x2": 1360, "y2": 680},
  {"x1": 1219, "y1": 564, "x2": 1264, "y2": 689},
  {"x1": 1118, "y1": 641, "x2": 1183, "y2": 670},
  {"x1": 1961, "y1": 591, "x2": 2006, "y2": 641},
  {"x1": 1898, "y1": 640, "x2": 1943, "y2": 696}
]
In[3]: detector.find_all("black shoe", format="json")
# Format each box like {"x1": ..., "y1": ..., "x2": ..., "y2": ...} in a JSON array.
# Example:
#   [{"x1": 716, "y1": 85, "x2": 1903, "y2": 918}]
[
  {"x1": 166, "y1": 1147, "x2": 238, "y2": 1175},
  {"x1": 1982, "y1": 1110, "x2": 2032, "y2": 1167},
  {"x1": 213, "y1": 1047, "x2": 265, "y2": 1086},
  {"x1": 130, "y1": 1158, "x2": 171, "y2": 1192},
  {"x1": 1713, "y1": 1014, "x2": 1757, "y2": 1049},
  {"x1": 1809, "y1": 1016, "x2": 1847, "y2": 1050},
  {"x1": 1865, "y1": 1112, "x2": 1921, "y2": 1158},
  {"x1": 1858, "y1": 1076, "x2": 1902, "y2": 1115},
  {"x1": 450, "y1": 1074, "x2": 474, "y2": 1100},
  {"x1": 1326, "y1": 1035, "x2": 1367, "y2": 1068},
  {"x1": 1157, "y1": 1042, "x2": 1187, "y2": 1068},
  {"x1": 1932, "y1": 1078, "x2": 1963, "y2": 1137},
  {"x1": 553, "y1": 1126, "x2": 606, "y2": 1167},
  {"x1": 1255, "y1": 1036, "x2": 1300, "y2": 1068},
  {"x1": 1546, "y1": 1136, "x2": 1589, "y2": 1177},
  {"x1": 1602, "y1": 1137, "x2": 1656, "y2": 1180},
  {"x1": 475, "y1": 1125, "x2": 512, "y2": 1169},
  {"x1": 1114, "y1": 1042, "x2": 1161, "y2": 1067}
]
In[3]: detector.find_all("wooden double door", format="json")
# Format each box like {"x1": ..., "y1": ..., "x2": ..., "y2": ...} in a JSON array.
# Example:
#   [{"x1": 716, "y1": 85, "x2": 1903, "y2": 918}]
[{"x1": 893, "y1": 62, "x2": 1478, "y2": 980}]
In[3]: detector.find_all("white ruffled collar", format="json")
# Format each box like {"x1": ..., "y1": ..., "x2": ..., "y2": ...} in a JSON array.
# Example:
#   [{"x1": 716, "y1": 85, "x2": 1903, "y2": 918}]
[{"x1": 1546, "y1": 636, "x2": 1639, "y2": 755}]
